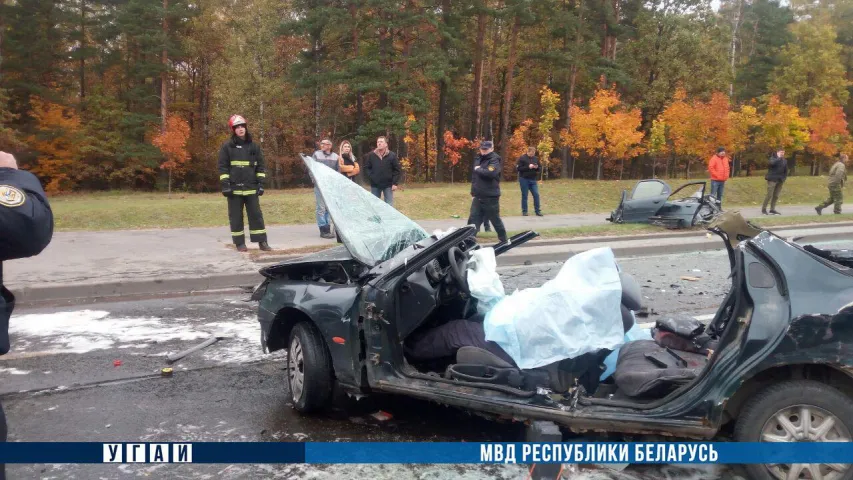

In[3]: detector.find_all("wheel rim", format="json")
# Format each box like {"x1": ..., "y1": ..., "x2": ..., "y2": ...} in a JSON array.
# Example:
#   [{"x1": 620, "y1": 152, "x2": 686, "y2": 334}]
[
  {"x1": 760, "y1": 404, "x2": 851, "y2": 480},
  {"x1": 288, "y1": 336, "x2": 305, "y2": 402}
]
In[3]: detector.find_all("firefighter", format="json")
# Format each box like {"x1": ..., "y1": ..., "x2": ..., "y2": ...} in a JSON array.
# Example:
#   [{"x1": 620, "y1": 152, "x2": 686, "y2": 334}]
[
  {"x1": 0, "y1": 151, "x2": 54, "y2": 479},
  {"x1": 218, "y1": 115, "x2": 271, "y2": 252}
]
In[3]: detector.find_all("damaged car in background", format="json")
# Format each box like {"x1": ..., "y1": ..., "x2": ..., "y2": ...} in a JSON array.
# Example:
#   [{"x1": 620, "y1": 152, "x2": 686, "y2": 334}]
[
  {"x1": 607, "y1": 179, "x2": 722, "y2": 229},
  {"x1": 253, "y1": 155, "x2": 853, "y2": 480}
]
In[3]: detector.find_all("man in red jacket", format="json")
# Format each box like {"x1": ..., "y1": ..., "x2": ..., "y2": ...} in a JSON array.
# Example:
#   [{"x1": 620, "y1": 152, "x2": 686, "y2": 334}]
[{"x1": 707, "y1": 147, "x2": 730, "y2": 208}]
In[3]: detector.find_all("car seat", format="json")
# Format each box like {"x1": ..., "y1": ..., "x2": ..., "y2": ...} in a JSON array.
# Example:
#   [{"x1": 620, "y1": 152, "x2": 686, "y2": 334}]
[{"x1": 446, "y1": 271, "x2": 643, "y2": 394}]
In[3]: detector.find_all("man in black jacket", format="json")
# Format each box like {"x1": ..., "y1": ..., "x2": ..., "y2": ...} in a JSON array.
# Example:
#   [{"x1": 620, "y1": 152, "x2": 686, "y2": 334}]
[
  {"x1": 218, "y1": 115, "x2": 271, "y2": 251},
  {"x1": 516, "y1": 146, "x2": 542, "y2": 216},
  {"x1": 0, "y1": 151, "x2": 54, "y2": 479},
  {"x1": 467, "y1": 141, "x2": 508, "y2": 243},
  {"x1": 762, "y1": 148, "x2": 788, "y2": 215},
  {"x1": 364, "y1": 136, "x2": 401, "y2": 206}
]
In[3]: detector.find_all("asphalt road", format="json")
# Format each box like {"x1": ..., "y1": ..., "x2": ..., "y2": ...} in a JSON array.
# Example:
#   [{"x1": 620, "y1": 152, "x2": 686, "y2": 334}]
[{"x1": 2, "y1": 240, "x2": 850, "y2": 479}]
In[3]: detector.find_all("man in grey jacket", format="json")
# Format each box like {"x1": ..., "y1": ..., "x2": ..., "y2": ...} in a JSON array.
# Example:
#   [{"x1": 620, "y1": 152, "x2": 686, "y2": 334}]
[{"x1": 312, "y1": 139, "x2": 339, "y2": 238}]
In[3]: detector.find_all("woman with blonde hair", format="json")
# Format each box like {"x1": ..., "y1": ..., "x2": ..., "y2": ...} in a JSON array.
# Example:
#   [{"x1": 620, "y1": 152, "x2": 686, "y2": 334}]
[{"x1": 338, "y1": 140, "x2": 360, "y2": 182}]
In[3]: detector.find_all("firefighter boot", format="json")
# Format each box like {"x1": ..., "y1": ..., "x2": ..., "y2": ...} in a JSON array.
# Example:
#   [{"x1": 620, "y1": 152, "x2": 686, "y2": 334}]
[{"x1": 259, "y1": 241, "x2": 272, "y2": 251}]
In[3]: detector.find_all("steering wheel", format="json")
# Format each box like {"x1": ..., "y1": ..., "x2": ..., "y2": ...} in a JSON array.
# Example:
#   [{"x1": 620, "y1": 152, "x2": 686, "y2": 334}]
[{"x1": 447, "y1": 247, "x2": 470, "y2": 294}]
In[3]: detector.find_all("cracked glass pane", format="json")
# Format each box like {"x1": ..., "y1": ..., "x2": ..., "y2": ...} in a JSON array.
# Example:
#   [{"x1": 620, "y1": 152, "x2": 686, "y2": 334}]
[{"x1": 301, "y1": 154, "x2": 428, "y2": 266}]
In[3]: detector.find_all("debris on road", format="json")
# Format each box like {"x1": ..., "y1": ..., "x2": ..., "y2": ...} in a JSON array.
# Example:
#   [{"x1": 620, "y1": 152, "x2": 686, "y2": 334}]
[
  {"x1": 161, "y1": 367, "x2": 173, "y2": 377},
  {"x1": 166, "y1": 334, "x2": 225, "y2": 364},
  {"x1": 681, "y1": 276, "x2": 701, "y2": 282},
  {"x1": 113, "y1": 360, "x2": 122, "y2": 367},
  {"x1": 371, "y1": 411, "x2": 393, "y2": 422}
]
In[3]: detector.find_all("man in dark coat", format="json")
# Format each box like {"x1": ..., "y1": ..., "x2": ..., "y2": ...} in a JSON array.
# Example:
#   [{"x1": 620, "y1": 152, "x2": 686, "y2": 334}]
[
  {"x1": 364, "y1": 136, "x2": 401, "y2": 206},
  {"x1": 762, "y1": 148, "x2": 788, "y2": 215},
  {"x1": 0, "y1": 151, "x2": 54, "y2": 479},
  {"x1": 467, "y1": 141, "x2": 508, "y2": 243}
]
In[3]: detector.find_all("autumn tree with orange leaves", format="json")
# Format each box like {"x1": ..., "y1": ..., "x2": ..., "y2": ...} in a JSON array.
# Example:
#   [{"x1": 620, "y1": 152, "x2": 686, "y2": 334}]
[
  {"x1": 561, "y1": 87, "x2": 645, "y2": 180},
  {"x1": 807, "y1": 96, "x2": 849, "y2": 174},
  {"x1": 508, "y1": 119, "x2": 535, "y2": 179},
  {"x1": 151, "y1": 115, "x2": 191, "y2": 195},
  {"x1": 660, "y1": 89, "x2": 735, "y2": 177},
  {"x1": 442, "y1": 130, "x2": 473, "y2": 183},
  {"x1": 26, "y1": 98, "x2": 85, "y2": 193}
]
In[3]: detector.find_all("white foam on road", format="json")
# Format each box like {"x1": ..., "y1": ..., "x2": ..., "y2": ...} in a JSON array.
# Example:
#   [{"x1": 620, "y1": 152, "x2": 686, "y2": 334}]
[{"x1": 6, "y1": 309, "x2": 274, "y2": 365}]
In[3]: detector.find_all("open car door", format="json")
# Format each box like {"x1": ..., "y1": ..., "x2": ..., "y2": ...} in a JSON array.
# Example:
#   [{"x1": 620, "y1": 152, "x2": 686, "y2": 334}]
[{"x1": 610, "y1": 180, "x2": 671, "y2": 223}]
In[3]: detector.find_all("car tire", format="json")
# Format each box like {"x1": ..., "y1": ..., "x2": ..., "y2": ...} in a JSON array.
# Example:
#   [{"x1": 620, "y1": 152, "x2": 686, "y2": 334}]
[
  {"x1": 734, "y1": 379, "x2": 853, "y2": 480},
  {"x1": 286, "y1": 322, "x2": 334, "y2": 413}
]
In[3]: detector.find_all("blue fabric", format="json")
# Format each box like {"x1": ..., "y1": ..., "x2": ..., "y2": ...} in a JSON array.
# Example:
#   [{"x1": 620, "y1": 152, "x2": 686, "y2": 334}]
[
  {"x1": 483, "y1": 247, "x2": 624, "y2": 370},
  {"x1": 519, "y1": 178, "x2": 540, "y2": 214},
  {"x1": 710, "y1": 180, "x2": 725, "y2": 204},
  {"x1": 370, "y1": 186, "x2": 394, "y2": 206},
  {"x1": 314, "y1": 186, "x2": 329, "y2": 228}
]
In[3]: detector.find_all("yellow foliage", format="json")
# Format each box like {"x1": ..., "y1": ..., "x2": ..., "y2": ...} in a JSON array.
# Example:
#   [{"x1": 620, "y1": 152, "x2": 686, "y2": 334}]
[
  {"x1": 756, "y1": 95, "x2": 810, "y2": 152},
  {"x1": 26, "y1": 97, "x2": 83, "y2": 193}
]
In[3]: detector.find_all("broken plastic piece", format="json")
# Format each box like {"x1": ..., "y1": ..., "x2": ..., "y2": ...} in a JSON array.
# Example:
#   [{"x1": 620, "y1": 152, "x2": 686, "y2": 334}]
[
  {"x1": 113, "y1": 360, "x2": 122, "y2": 367},
  {"x1": 681, "y1": 276, "x2": 701, "y2": 281},
  {"x1": 371, "y1": 411, "x2": 393, "y2": 422}
]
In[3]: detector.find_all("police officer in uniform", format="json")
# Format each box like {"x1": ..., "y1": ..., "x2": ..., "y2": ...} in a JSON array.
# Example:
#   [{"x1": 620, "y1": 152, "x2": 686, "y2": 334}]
[
  {"x1": 0, "y1": 150, "x2": 54, "y2": 478},
  {"x1": 218, "y1": 115, "x2": 271, "y2": 252},
  {"x1": 467, "y1": 140, "x2": 508, "y2": 244}
]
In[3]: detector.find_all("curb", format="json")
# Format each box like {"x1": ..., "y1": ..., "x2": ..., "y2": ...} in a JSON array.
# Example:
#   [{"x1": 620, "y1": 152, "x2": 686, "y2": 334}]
[{"x1": 14, "y1": 223, "x2": 853, "y2": 306}]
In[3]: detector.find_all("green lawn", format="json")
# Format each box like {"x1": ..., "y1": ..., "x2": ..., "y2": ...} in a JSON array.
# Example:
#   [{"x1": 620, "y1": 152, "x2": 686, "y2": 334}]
[{"x1": 51, "y1": 175, "x2": 850, "y2": 231}]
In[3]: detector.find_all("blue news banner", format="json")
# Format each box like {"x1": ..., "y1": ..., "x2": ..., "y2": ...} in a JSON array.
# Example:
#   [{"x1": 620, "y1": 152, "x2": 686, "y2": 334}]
[{"x1": 0, "y1": 442, "x2": 850, "y2": 464}]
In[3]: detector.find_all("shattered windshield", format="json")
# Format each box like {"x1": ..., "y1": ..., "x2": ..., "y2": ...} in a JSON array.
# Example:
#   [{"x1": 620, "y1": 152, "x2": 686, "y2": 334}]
[{"x1": 301, "y1": 153, "x2": 429, "y2": 266}]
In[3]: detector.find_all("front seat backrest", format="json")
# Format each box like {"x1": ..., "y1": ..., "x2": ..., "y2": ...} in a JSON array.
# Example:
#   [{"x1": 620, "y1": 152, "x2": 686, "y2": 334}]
[{"x1": 620, "y1": 271, "x2": 642, "y2": 311}]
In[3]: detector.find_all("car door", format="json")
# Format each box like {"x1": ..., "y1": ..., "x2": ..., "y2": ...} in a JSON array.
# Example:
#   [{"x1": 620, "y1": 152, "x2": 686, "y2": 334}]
[{"x1": 620, "y1": 180, "x2": 672, "y2": 223}]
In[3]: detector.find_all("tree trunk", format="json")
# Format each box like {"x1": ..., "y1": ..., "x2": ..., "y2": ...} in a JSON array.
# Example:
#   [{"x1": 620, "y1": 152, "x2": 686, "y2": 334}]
[
  {"x1": 470, "y1": 7, "x2": 487, "y2": 140},
  {"x1": 481, "y1": 19, "x2": 500, "y2": 139},
  {"x1": 161, "y1": 0, "x2": 168, "y2": 132},
  {"x1": 499, "y1": 15, "x2": 520, "y2": 164},
  {"x1": 620, "y1": 158, "x2": 624, "y2": 180},
  {"x1": 435, "y1": 0, "x2": 451, "y2": 183},
  {"x1": 80, "y1": 0, "x2": 86, "y2": 104},
  {"x1": 563, "y1": 0, "x2": 584, "y2": 179},
  {"x1": 350, "y1": 1, "x2": 363, "y2": 158},
  {"x1": 729, "y1": 0, "x2": 742, "y2": 98}
]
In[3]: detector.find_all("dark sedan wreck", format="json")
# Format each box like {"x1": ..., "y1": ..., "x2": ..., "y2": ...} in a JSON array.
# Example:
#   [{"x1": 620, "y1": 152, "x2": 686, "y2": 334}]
[
  {"x1": 254, "y1": 156, "x2": 853, "y2": 480},
  {"x1": 607, "y1": 179, "x2": 722, "y2": 228}
]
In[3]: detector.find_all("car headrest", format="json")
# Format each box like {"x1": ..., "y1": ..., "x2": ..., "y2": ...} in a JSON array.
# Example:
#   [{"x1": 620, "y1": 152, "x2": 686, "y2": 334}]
[{"x1": 620, "y1": 271, "x2": 642, "y2": 311}]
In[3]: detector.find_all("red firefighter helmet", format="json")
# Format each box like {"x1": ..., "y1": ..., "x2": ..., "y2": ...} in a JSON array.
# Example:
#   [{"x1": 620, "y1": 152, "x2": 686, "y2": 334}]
[{"x1": 228, "y1": 115, "x2": 247, "y2": 130}]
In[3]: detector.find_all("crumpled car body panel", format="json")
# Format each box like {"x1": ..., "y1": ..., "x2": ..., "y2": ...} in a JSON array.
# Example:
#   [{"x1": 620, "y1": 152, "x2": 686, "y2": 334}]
[{"x1": 607, "y1": 180, "x2": 721, "y2": 229}]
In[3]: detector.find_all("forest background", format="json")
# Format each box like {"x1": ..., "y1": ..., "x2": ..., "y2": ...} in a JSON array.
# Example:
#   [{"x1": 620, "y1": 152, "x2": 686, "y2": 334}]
[{"x1": 1, "y1": 0, "x2": 852, "y2": 194}]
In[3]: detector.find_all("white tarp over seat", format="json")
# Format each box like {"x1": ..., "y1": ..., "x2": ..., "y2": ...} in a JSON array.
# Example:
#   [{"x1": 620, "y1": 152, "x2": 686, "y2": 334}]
[{"x1": 479, "y1": 247, "x2": 625, "y2": 370}]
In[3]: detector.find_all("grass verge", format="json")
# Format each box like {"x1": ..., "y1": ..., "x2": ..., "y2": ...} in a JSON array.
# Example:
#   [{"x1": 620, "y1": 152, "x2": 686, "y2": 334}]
[{"x1": 51, "y1": 176, "x2": 851, "y2": 231}]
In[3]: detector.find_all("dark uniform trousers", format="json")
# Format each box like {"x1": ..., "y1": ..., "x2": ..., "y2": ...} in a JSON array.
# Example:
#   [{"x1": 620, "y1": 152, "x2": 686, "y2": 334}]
[
  {"x1": 227, "y1": 193, "x2": 267, "y2": 245},
  {"x1": 0, "y1": 167, "x2": 55, "y2": 480},
  {"x1": 467, "y1": 196, "x2": 507, "y2": 242}
]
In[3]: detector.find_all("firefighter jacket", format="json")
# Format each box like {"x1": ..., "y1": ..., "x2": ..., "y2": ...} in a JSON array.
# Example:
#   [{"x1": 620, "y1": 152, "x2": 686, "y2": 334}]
[{"x1": 218, "y1": 134, "x2": 266, "y2": 195}]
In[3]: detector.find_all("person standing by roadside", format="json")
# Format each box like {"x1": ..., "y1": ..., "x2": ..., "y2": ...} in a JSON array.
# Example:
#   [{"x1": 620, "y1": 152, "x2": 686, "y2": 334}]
[
  {"x1": 312, "y1": 138, "x2": 339, "y2": 239},
  {"x1": 467, "y1": 140, "x2": 508, "y2": 244},
  {"x1": 337, "y1": 140, "x2": 360, "y2": 182},
  {"x1": 0, "y1": 151, "x2": 54, "y2": 480},
  {"x1": 762, "y1": 148, "x2": 788, "y2": 215},
  {"x1": 816, "y1": 153, "x2": 849, "y2": 215},
  {"x1": 218, "y1": 115, "x2": 271, "y2": 251},
  {"x1": 516, "y1": 146, "x2": 542, "y2": 216},
  {"x1": 364, "y1": 136, "x2": 401, "y2": 206},
  {"x1": 707, "y1": 147, "x2": 730, "y2": 208}
]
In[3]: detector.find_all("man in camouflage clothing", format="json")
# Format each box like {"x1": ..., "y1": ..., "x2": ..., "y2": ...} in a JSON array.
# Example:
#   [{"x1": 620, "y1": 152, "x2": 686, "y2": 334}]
[{"x1": 816, "y1": 153, "x2": 849, "y2": 215}]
